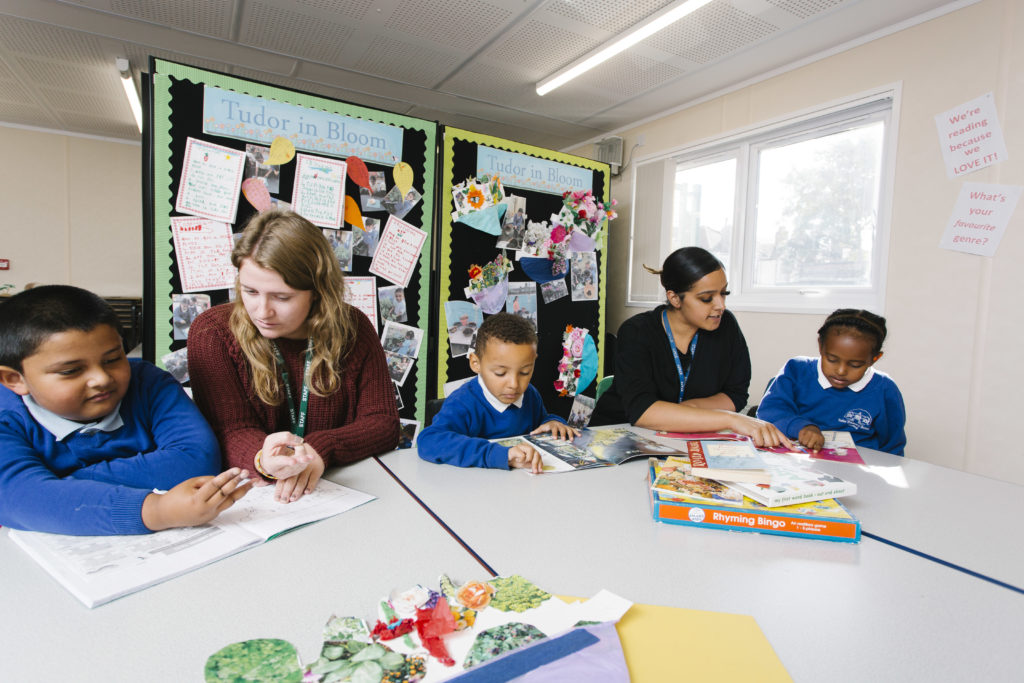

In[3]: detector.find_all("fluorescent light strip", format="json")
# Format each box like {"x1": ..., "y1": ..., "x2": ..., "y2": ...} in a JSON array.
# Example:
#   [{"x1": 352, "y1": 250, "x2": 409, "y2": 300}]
[
  {"x1": 536, "y1": 0, "x2": 714, "y2": 96},
  {"x1": 116, "y1": 58, "x2": 143, "y2": 133}
]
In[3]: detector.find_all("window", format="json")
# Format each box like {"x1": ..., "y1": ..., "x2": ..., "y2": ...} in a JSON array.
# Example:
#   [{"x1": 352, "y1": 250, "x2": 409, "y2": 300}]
[{"x1": 628, "y1": 94, "x2": 895, "y2": 313}]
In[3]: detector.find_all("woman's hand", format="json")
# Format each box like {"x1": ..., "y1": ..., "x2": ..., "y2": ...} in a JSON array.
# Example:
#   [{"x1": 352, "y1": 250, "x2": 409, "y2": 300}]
[
  {"x1": 258, "y1": 431, "x2": 314, "y2": 481},
  {"x1": 728, "y1": 414, "x2": 792, "y2": 449},
  {"x1": 273, "y1": 442, "x2": 325, "y2": 503}
]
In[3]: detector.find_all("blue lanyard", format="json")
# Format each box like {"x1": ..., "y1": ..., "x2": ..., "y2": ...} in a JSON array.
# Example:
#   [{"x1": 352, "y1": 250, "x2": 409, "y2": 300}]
[
  {"x1": 271, "y1": 338, "x2": 312, "y2": 438},
  {"x1": 662, "y1": 309, "x2": 698, "y2": 403}
]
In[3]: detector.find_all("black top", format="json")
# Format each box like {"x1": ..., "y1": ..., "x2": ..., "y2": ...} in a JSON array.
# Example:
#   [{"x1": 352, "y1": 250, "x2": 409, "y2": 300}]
[{"x1": 592, "y1": 306, "x2": 751, "y2": 425}]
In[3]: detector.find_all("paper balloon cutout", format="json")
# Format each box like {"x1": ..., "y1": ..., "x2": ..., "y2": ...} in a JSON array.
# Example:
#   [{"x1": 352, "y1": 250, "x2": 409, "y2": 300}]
[
  {"x1": 455, "y1": 204, "x2": 507, "y2": 236},
  {"x1": 578, "y1": 333, "x2": 598, "y2": 394},
  {"x1": 266, "y1": 137, "x2": 295, "y2": 165},
  {"x1": 344, "y1": 195, "x2": 364, "y2": 230},
  {"x1": 241, "y1": 177, "x2": 273, "y2": 212},
  {"x1": 346, "y1": 156, "x2": 370, "y2": 190},
  {"x1": 519, "y1": 257, "x2": 565, "y2": 284},
  {"x1": 393, "y1": 162, "x2": 414, "y2": 195}
]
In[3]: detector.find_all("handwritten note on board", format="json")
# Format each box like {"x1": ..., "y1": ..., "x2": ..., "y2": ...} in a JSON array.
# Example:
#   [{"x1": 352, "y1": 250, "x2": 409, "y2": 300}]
[
  {"x1": 344, "y1": 277, "x2": 378, "y2": 330},
  {"x1": 292, "y1": 153, "x2": 347, "y2": 228},
  {"x1": 170, "y1": 217, "x2": 237, "y2": 292},
  {"x1": 369, "y1": 216, "x2": 427, "y2": 288},
  {"x1": 175, "y1": 137, "x2": 246, "y2": 223}
]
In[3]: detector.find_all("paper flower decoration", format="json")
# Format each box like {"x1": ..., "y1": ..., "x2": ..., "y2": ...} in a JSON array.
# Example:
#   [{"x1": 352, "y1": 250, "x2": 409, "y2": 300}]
[
  {"x1": 555, "y1": 325, "x2": 589, "y2": 397},
  {"x1": 467, "y1": 254, "x2": 514, "y2": 293},
  {"x1": 552, "y1": 190, "x2": 618, "y2": 250}
]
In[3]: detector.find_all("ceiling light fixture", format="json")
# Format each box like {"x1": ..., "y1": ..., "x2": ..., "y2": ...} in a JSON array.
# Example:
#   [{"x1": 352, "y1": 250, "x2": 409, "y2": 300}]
[
  {"x1": 116, "y1": 57, "x2": 143, "y2": 133},
  {"x1": 536, "y1": 0, "x2": 713, "y2": 96}
]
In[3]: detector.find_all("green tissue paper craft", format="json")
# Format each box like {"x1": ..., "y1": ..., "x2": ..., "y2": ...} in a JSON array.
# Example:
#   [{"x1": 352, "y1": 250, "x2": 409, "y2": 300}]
[
  {"x1": 204, "y1": 638, "x2": 303, "y2": 683},
  {"x1": 463, "y1": 622, "x2": 547, "y2": 669},
  {"x1": 488, "y1": 575, "x2": 552, "y2": 613}
]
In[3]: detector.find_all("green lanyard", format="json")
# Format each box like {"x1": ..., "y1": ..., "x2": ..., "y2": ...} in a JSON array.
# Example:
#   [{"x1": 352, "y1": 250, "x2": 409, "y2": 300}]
[{"x1": 271, "y1": 339, "x2": 312, "y2": 438}]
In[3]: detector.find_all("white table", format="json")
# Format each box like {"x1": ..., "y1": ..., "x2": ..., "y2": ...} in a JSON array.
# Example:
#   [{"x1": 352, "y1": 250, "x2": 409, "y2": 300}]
[
  {"x1": 0, "y1": 458, "x2": 489, "y2": 682},
  {"x1": 804, "y1": 446, "x2": 1024, "y2": 591},
  {"x1": 377, "y1": 446, "x2": 1024, "y2": 682}
]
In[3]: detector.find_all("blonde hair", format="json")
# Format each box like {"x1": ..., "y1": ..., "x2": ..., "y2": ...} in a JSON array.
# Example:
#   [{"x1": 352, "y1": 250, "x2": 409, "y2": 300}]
[{"x1": 229, "y1": 210, "x2": 355, "y2": 405}]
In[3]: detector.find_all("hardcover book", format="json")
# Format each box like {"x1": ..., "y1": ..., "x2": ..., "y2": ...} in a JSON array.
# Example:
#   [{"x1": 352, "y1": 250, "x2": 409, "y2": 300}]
[
  {"x1": 725, "y1": 453, "x2": 857, "y2": 507},
  {"x1": 648, "y1": 459, "x2": 860, "y2": 543},
  {"x1": 650, "y1": 456, "x2": 744, "y2": 505},
  {"x1": 686, "y1": 439, "x2": 770, "y2": 484}
]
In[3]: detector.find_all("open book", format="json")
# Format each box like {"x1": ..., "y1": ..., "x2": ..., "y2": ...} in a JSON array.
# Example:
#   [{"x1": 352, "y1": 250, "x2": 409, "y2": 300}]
[
  {"x1": 8, "y1": 479, "x2": 375, "y2": 608},
  {"x1": 498, "y1": 427, "x2": 687, "y2": 472},
  {"x1": 656, "y1": 429, "x2": 866, "y2": 465}
]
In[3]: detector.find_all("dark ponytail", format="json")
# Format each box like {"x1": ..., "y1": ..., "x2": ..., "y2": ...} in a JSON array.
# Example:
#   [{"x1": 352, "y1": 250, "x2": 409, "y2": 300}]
[{"x1": 643, "y1": 247, "x2": 724, "y2": 295}]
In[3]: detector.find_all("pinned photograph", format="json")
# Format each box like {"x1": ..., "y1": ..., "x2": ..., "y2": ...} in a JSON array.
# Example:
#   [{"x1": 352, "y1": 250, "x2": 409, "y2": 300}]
[
  {"x1": 540, "y1": 279, "x2": 569, "y2": 304},
  {"x1": 397, "y1": 419, "x2": 420, "y2": 449},
  {"x1": 505, "y1": 281, "x2": 537, "y2": 330},
  {"x1": 161, "y1": 347, "x2": 190, "y2": 384},
  {"x1": 171, "y1": 293, "x2": 211, "y2": 341},
  {"x1": 444, "y1": 300, "x2": 483, "y2": 358},
  {"x1": 567, "y1": 394, "x2": 596, "y2": 431},
  {"x1": 380, "y1": 321, "x2": 423, "y2": 359},
  {"x1": 496, "y1": 195, "x2": 527, "y2": 250},
  {"x1": 393, "y1": 381, "x2": 404, "y2": 411},
  {"x1": 383, "y1": 185, "x2": 422, "y2": 220},
  {"x1": 385, "y1": 351, "x2": 415, "y2": 386},
  {"x1": 323, "y1": 228, "x2": 352, "y2": 272},
  {"x1": 243, "y1": 143, "x2": 280, "y2": 194},
  {"x1": 571, "y1": 251, "x2": 598, "y2": 301},
  {"x1": 353, "y1": 217, "x2": 380, "y2": 257},
  {"x1": 359, "y1": 171, "x2": 388, "y2": 211},
  {"x1": 378, "y1": 285, "x2": 408, "y2": 323}
]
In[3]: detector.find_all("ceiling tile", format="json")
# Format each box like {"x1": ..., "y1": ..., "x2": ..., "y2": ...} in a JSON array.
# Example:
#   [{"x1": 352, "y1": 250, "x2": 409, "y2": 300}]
[
  {"x1": 0, "y1": 16, "x2": 107, "y2": 62},
  {"x1": 544, "y1": 0, "x2": 679, "y2": 34},
  {"x1": 109, "y1": 0, "x2": 234, "y2": 39},
  {"x1": 385, "y1": 0, "x2": 513, "y2": 50},
  {"x1": 238, "y1": 1, "x2": 353, "y2": 65},
  {"x1": 768, "y1": 0, "x2": 849, "y2": 20},
  {"x1": 15, "y1": 58, "x2": 117, "y2": 94},
  {"x1": 645, "y1": 3, "x2": 780, "y2": 64},
  {"x1": 353, "y1": 39, "x2": 461, "y2": 88}
]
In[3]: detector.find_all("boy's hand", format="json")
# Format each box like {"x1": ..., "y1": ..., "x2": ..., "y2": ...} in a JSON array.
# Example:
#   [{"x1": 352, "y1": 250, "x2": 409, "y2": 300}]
[
  {"x1": 798, "y1": 425, "x2": 825, "y2": 452},
  {"x1": 530, "y1": 420, "x2": 580, "y2": 441},
  {"x1": 508, "y1": 444, "x2": 543, "y2": 474},
  {"x1": 273, "y1": 442, "x2": 325, "y2": 503},
  {"x1": 142, "y1": 468, "x2": 253, "y2": 531}
]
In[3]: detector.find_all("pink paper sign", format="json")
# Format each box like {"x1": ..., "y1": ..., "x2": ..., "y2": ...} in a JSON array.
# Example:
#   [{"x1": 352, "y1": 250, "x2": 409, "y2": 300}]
[
  {"x1": 170, "y1": 217, "x2": 237, "y2": 292},
  {"x1": 175, "y1": 137, "x2": 246, "y2": 223},
  {"x1": 368, "y1": 215, "x2": 427, "y2": 288}
]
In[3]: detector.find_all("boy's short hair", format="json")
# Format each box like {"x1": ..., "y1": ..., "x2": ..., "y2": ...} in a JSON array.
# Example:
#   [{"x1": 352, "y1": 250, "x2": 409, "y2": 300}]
[
  {"x1": 474, "y1": 313, "x2": 537, "y2": 357},
  {"x1": 0, "y1": 285, "x2": 123, "y2": 371}
]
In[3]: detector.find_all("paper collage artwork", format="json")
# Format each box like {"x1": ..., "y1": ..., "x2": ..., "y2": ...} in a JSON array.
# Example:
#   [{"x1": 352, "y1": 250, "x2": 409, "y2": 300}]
[{"x1": 204, "y1": 573, "x2": 632, "y2": 683}]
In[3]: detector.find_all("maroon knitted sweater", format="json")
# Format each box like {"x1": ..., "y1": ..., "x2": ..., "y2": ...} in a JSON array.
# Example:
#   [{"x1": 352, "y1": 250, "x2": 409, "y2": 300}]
[{"x1": 187, "y1": 304, "x2": 399, "y2": 474}]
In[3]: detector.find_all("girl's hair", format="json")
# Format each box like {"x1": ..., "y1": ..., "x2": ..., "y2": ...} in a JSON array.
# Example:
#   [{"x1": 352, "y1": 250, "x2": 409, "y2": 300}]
[
  {"x1": 643, "y1": 247, "x2": 724, "y2": 295},
  {"x1": 817, "y1": 309, "x2": 888, "y2": 355},
  {"x1": 229, "y1": 210, "x2": 355, "y2": 406}
]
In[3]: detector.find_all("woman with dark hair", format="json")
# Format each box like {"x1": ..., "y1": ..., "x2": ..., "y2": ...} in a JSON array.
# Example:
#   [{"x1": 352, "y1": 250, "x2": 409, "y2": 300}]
[{"x1": 592, "y1": 247, "x2": 788, "y2": 446}]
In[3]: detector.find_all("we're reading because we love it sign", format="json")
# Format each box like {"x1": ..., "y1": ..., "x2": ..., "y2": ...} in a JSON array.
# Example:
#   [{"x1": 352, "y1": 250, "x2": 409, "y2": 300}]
[{"x1": 934, "y1": 93, "x2": 1008, "y2": 179}]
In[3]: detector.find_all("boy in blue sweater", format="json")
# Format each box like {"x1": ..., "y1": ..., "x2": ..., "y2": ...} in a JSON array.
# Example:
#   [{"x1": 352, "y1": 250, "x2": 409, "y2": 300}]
[
  {"x1": 757, "y1": 309, "x2": 906, "y2": 455},
  {"x1": 419, "y1": 313, "x2": 577, "y2": 472},
  {"x1": 0, "y1": 286, "x2": 252, "y2": 535}
]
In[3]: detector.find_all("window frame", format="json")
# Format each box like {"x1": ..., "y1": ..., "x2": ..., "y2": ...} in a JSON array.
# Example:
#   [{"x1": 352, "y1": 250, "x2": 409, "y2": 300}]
[{"x1": 626, "y1": 88, "x2": 899, "y2": 314}]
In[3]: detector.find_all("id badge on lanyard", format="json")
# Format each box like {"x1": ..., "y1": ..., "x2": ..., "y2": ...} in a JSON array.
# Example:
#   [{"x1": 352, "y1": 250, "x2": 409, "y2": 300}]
[
  {"x1": 662, "y1": 309, "x2": 698, "y2": 403},
  {"x1": 271, "y1": 339, "x2": 312, "y2": 438}
]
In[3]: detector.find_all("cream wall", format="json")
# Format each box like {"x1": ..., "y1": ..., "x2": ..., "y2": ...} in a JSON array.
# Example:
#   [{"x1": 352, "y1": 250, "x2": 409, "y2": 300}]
[
  {"x1": 0, "y1": 125, "x2": 142, "y2": 296},
  {"x1": 571, "y1": 0, "x2": 1024, "y2": 483}
]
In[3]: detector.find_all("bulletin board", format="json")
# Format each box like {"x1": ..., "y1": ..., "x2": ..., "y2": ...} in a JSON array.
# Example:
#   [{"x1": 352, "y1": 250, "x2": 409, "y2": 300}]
[
  {"x1": 145, "y1": 59, "x2": 437, "y2": 424},
  {"x1": 437, "y1": 127, "x2": 611, "y2": 417}
]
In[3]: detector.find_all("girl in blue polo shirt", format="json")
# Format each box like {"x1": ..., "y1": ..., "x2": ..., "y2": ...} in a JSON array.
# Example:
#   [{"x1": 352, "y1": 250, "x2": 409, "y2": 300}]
[{"x1": 757, "y1": 309, "x2": 906, "y2": 455}]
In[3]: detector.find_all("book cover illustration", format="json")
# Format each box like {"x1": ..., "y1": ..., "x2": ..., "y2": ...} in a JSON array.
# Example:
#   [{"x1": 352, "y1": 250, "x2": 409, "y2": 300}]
[
  {"x1": 650, "y1": 456, "x2": 744, "y2": 505},
  {"x1": 659, "y1": 429, "x2": 866, "y2": 465},
  {"x1": 523, "y1": 427, "x2": 686, "y2": 471},
  {"x1": 725, "y1": 454, "x2": 857, "y2": 507}
]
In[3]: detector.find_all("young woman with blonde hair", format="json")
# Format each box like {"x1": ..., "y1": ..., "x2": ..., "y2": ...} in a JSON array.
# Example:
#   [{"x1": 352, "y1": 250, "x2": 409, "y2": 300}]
[{"x1": 188, "y1": 211, "x2": 399, "y2": 502}]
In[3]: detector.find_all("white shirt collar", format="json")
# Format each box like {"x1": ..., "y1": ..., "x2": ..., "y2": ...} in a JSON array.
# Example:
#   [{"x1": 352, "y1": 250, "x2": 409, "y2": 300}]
[
  {"x1": 22, "y1": 394, "x2": 124, "y2": 441},
  {"x1": 816, "y1": 358, "x2": 874, "y2": 392},
  {"x1": 477, "y1": 375, "x2": 524, "y2": 412}
]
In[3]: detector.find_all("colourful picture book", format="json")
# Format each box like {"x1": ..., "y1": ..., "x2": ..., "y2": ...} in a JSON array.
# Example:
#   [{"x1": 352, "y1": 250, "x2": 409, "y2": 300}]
[
  {"x1": 657, "y1": 429, "x2": 866, "y2": 465},
  {"x1": 648, "y1": 459, "x2": 861, "y2": 543},
  {"x1": 8, "y1": 480, "x2": 375, "y2": 608},
  {"x1": 686, "y1": 439, "x2": 770, "y2": 484},
  {"x1": 725, "y1": 453, "x2": 857, "y2": 507},
  {"x1": 516, "y1": 427, "x2": 686, "y2": 472},
  {"x1": 650, "y1": 456, "x2": 744, "y2": 505}
]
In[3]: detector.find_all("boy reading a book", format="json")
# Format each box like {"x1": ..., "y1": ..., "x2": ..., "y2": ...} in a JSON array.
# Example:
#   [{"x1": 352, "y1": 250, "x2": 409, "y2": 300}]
[
  {"x1": 418, "y1": 313, "x2": 577, "y2": 472},
  {"x1": 0, "y1": 286, "x2": 252, "y2": 535}
]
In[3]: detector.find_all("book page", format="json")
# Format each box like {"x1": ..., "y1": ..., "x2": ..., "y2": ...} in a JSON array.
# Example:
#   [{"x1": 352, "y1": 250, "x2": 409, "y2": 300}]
[{"x1": 215, "y1": 479, "x2": 376, "y2": 541}]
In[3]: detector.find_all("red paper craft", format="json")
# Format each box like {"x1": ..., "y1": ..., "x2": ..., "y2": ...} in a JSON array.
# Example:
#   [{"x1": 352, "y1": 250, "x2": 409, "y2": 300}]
[
  {"x1": 415, "y1": 596, "x2": 457, "y2": 666},
  {"x1": 371, "y1": 617, "x2": 414, "y2": 641},
  {"x1": 346, "y1": 156, "x2": 370, "y2": 189}
]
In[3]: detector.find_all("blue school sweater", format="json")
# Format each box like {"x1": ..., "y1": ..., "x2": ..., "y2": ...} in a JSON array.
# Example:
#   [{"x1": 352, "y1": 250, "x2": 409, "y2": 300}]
[
  {"x1": 0, "y1": 359, "x2": 220, "y2": 535},
  {"x1": 756, "y1": 356, "x2": 907, "y2": 455},
  {"x1": 418, "y1": 378, "x2": 564, "y2": 468}
]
